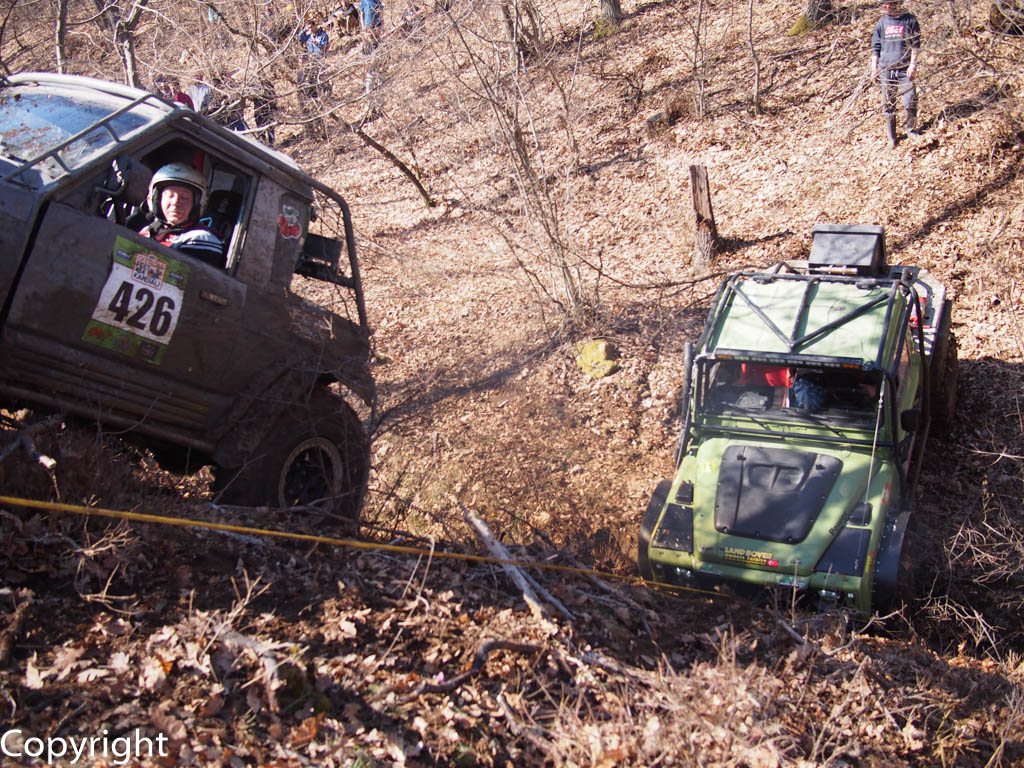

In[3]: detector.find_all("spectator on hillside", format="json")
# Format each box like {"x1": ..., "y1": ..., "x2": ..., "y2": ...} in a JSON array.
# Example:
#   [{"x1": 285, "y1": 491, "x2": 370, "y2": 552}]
[
  {"x1": 298, "y1": 15, "x2": 331, "y2": 135},
  {"x1": 187, "y1": 81, "x2": 212, "y2": 113},
  {"x1": 361, "y1": 0, "x2": 383, "y2": 109},
  {"x1": 252, "y1": 78, "x2": 278, "y2": 147},
  {"x1": 361, "y1": 0, "x2": 382, "y2": 35},
  {"x1": 220, "y1": 94, "x2": 248, "y2": 133},
  {"x1": 871, "y1": 0, "x2": 921, "y2": 148},
  {"x1": 155, "y1": 76, "x2": 194, "y2": 110},
  {"x1": 298, "y1": 15, "x2": 330, "y2": 57}
]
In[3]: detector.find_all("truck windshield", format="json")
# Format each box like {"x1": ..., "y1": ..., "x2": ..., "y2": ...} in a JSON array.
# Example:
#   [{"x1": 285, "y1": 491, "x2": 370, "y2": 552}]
[
  {"x1": 702, "y1": 360, "x2": 882, "y2": 426},
  {"x1": 0, "y1": 87, "x2": 150, "y2": 187}
]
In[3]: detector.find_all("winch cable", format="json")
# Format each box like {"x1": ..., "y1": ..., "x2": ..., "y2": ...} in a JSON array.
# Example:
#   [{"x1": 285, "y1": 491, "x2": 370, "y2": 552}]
[{"x1": 0, "y1": 494, "x2": 738, "y2": 603}]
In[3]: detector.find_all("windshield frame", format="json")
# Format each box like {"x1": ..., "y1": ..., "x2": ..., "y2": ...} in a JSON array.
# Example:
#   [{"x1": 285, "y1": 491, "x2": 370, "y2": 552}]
[
  {"x1": 691, "y1": 354, "x2": 893, "y2": 449},
  {"x1": 0, "y1": 82, "x2": 169, "y2": 189}
]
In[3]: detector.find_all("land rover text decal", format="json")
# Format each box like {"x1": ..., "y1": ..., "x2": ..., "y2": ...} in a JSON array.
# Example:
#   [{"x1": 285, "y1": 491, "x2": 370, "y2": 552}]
[
  {"x1": 723, "y1": 547, "x2": 779, "y2": 567},
  {"x1": 82, "y1": 237, "x2": 190, "y2": 364}
]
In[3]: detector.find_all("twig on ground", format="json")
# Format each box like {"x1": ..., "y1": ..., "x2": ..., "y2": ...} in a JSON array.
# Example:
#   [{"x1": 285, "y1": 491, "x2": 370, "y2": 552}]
[{"x1": 0, "y1": 588, "x2": 33, "y2": 665}]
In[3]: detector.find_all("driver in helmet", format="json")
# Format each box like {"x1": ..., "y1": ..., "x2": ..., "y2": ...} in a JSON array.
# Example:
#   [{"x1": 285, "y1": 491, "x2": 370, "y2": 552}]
[{"x1": 140, "y1": 162, "x2": 225, "y2": 268}]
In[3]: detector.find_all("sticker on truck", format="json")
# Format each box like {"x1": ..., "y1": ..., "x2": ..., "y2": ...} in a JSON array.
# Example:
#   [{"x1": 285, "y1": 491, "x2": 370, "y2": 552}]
[{"x1": 82, "y1": 236, "x2": 190, "y2": 365}]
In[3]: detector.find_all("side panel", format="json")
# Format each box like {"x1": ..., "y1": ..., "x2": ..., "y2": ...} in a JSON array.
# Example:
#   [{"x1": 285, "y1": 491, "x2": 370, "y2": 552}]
[
  {"x1": 0, "y1": 201, "x2": 259, "y2": 443},
  {"x1": 0, "y1": 183, "x2": 41, "y2": 315}
]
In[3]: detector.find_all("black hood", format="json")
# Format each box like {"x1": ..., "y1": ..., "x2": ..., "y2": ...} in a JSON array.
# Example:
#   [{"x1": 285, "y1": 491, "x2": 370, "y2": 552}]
[{"x1": 714, "y1": 445, "x2": 843, "y2": 544}]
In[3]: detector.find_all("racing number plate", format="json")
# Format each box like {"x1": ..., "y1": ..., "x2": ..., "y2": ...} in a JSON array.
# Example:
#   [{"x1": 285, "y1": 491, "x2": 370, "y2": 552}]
[{"x1": 82, "y1": 237, "x2": 190, "y2": 365}]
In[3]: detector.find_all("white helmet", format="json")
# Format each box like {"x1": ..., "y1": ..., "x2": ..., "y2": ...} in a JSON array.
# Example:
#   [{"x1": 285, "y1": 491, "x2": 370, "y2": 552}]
[{"x1": 148, "y1": 162, "x2": 208, "y2": 223}]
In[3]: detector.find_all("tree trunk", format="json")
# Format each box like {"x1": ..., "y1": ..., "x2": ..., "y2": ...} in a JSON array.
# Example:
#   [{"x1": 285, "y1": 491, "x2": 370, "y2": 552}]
[
  {"x1": 55, "y1": 0, "x2": 68, "y2": 73},
  {"x1": 689, "y1": 165, "x2": 717, "y2": 273},
  {"x1": 748, "y1": 0, "x2": 761, "y2": 115},
  {"x1": 805, "y1": 0, "x2": 832, "y2": 24},
  {"x1": 600, "y1": 0, "x2": 623, "y2": 28},
  {"x1": 91, "y1": 1, "x2": 149, "y2": 87},
  {"x1": 117, "y1": 28, "x2": 139, "y2": 87},
  {"x1": 500, "y1": 0, "x2": 543, "y2": 64}
]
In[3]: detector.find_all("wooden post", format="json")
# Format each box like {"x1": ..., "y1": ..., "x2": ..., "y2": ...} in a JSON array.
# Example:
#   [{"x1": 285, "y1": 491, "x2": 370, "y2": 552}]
[{"x1": 690, "y1": 164, "x2": 718, "y2": 273}]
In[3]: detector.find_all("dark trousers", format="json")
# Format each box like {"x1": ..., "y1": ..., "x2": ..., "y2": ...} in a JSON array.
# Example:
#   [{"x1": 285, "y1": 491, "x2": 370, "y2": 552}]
[{"x1": 880, "y1": 68, "x2": 917, "y2": 125}]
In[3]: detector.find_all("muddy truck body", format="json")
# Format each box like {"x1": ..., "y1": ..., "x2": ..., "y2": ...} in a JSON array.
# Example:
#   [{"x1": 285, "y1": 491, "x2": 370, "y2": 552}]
[{"x1": 0, "y1": 73, "x2": 373, "y2": 516}]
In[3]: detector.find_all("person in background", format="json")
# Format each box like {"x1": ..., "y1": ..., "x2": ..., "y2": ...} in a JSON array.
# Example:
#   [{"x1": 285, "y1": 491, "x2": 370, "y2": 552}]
[
  {"x1": 871, "y1": 0, "x2": 921, "y2": 147},
  {"x1": 187, "y1": 80, "x2": 212, "y2": 113},
  {"x1": 361, "y1": 0, "x2": 382, "y2": 34},
  {"x1": 297, "y1": 14, "x2": 331, "y2": 134},
  {"x1": 252, "y1": 77, "x2": 278, "y2": 147},
  {"x1": 220, "y1": 93, "x2": 248, "y2": 133},
  {"x1": 361, "y1": 0, "x2": 383, "y2": 109},
  {"x1": 139, "y1": 163, "x2": 224, "y2": 268},
  {"x1": 298, "y1": 14, "x2": 330, "y2": 57},
  {"x1": 155, "y1": 76, "x2": 194, "y2": 110}
]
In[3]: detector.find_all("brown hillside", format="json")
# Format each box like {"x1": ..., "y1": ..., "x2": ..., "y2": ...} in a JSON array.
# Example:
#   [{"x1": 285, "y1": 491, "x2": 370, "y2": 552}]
[{"x1": 2, "y1": 0, "x2": 1023, "y2": 765}]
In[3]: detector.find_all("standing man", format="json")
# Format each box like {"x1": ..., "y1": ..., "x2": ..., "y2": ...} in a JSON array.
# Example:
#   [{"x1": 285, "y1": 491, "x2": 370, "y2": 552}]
[
  {"x1": 871, "y1": 0, "x2": 921, "y2": 148},
  {"x1": 361, "y1": 0, "x2": 383, "y2": 111},
  {"x1": 297, "y1": 15, "x2": 331, "y2": 102},
  {"x1": 361, "y1": 0, "x2": 382, "y2": 37}
]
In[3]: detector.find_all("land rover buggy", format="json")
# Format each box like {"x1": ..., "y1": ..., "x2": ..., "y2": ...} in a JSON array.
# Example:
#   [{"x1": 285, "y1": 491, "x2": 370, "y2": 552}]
[
  {"x1": 0, "y1": 73, "x2": 373, "y2": 517},
  {"x1": 638, "y1": 224, "x2": 957, "y2": 616}
]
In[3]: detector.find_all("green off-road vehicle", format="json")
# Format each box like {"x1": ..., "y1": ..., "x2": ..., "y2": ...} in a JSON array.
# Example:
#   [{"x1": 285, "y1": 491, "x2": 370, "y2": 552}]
[
  {"x1": 639, "y1": 224, "x2": 957, "y2": 616},
  {"x1": 0, "y1": 73, "x2": 373, "y2": 517}
]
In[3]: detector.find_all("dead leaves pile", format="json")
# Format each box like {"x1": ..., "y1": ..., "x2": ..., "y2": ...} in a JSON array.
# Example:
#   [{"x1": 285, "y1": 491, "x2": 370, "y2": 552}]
[{"x1": 3, "y1": 474, "x2": 1022, "y2": 767}]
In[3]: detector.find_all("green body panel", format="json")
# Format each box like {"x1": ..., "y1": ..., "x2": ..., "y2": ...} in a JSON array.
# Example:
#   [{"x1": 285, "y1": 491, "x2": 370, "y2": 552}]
[
  {"x1": 640, "y1": 235, "x2": 952, "y2": 616},
  {"x1": 654, "y1": 438, "x2": 898, "y2": 614}
]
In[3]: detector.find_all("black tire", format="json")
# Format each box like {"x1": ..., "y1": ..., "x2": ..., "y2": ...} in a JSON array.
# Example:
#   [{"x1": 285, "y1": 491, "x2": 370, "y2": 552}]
[
  {"x1": 638, "y1": 480, "x2": 671, "y2": 581},
  {"x1": 931, "y1": 331, "x2": 958, "y2": 435},
  {"x1": 213, "y1": 392, "x2": 369, "y2": 521},
  {"x1": 874, "y1": 510, "x2": 919, "y2": 617}
]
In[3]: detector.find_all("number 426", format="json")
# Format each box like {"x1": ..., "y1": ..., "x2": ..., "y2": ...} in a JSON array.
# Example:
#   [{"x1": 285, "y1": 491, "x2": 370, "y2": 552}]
[{"x1": 107, "y1": 281, "x2": 175, "y2": 337}]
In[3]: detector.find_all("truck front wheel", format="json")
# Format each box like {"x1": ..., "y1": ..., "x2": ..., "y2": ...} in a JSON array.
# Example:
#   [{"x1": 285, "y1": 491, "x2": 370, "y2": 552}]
[{"x1": 213, "y1": 393, "x2": 369, "y2": 521}]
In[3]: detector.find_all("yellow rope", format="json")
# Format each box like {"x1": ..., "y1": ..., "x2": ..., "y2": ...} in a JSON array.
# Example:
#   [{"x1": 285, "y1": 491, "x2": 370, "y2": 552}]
[{"x1": 0, "y1": 494, "x2": 728, "y2": 601}]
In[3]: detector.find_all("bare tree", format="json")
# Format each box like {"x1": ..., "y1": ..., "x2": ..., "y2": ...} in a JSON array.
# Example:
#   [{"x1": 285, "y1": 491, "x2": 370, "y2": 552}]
[
  {"x1": 437, "y1": 4, "x2": 587, "y2": 314},
  {"x1": 54, "y1": 0, "x2": 68, "y2": 73},
  {"x1": 690, "y1": 0, "x2": 709, "y2": 121},
  {"x1": 500, "y1": 0, "x2": 543, "y2": 66},
  {"x1": 89, "y1": 0, "x2": 151, "y2": 86}
]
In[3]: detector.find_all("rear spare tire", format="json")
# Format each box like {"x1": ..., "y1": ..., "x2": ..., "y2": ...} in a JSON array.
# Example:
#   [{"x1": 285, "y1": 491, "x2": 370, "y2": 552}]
[{"x1": 214, "y1": 392, "x2": 369, "y2": 521}]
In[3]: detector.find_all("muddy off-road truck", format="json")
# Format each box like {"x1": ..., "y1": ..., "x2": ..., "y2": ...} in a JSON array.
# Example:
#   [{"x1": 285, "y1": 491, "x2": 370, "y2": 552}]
[
  {"x1": 0, "y1": 73, "x2": 373, "y2": 516},
  {"x1": 639, "y1": 224, "x2": 957, "y2": 616}
]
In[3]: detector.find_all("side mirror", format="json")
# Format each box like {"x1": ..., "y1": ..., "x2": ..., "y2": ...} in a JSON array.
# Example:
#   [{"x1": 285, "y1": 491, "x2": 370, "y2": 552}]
[
  {"x1": 295, "y1": 233, "x2": 354, "y2": 287},
  {"x1": 900, "y1": 408, "x2": 921, "y2": 432}
]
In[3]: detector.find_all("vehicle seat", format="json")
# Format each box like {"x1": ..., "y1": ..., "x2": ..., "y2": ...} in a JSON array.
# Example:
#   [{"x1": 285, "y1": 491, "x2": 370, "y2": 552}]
[
  {"x1": 736, "y1": 363, "x2": 791, "y2": 387},
  {"x1": 201, "y1": 189, "x2": 243, "y2": 244}
]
